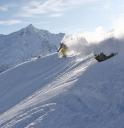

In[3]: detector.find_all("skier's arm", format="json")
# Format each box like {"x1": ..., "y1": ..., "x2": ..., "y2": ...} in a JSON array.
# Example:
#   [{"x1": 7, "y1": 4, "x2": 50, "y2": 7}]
[
  {"x1": 57, "y1": 44, "x2": 62, "y2": 52},
  {"x1": 57, "y1": 47, "x2": 61, "y2": 52}
]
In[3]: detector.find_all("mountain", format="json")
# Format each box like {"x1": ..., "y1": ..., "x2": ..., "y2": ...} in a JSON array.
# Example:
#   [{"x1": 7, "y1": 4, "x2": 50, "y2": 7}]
[
  {"x1": 0, "y1": 34, "x2": 124, "y2": 128},
  {"x1": 0, "y1": 24, "x2": 64, "y2": 72}
]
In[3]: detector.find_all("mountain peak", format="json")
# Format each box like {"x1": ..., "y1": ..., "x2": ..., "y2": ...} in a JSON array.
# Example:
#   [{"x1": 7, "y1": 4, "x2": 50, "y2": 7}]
[
  {"x1": 18, "y1": 24, "x2": 39, "y2": 35},
  {"x1": 26, "y1": 24, "x2": 35, "y2": 29},
  {"x1": 25, "y1": 24, "x2": 38, "y2": 31}
]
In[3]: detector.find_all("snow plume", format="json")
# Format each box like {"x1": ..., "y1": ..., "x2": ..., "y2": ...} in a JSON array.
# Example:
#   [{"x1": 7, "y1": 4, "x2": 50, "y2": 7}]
[
  {"x1": 61, "y1": 34, "x2": 93, "y2": 56},
  {"x1": 61, "y1": 30, "x2": 123, "y2": 57},
  {"x1": 60, "y1": 27, "x2": 115, "y2": 57},
  {"x1": 112, "y1": 17, "x2": 124, "y2": 39},
  {"x1": 82, "y1": 26, "x2": 112, "y2": 43},
  {"x1": 61, "y1": 17, "x2": 124, "y2": 57},
  {"x1": 93, "y1": 18, "x2": 124, "y2": 54},
  {"x1": 93, "y1": 37, "x2": 120, "y2": 55},
  {"x1": 82, "y1": 18, "x2": 124, "y2": 44}
]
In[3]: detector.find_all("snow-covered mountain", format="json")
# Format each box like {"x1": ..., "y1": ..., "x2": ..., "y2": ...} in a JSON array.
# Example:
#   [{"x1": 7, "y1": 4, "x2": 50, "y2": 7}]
[
  {"x1": 0, "y1": 24, "x2": 64, "y2": 72},
  {"x1": 0, "y1": 35, "x2": 124, "y2": 128}
]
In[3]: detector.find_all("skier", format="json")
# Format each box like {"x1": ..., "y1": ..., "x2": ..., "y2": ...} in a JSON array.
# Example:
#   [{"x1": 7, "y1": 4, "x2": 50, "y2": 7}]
[{"x1": 57, "y1": 43, "x2": 68, "y2": 58}]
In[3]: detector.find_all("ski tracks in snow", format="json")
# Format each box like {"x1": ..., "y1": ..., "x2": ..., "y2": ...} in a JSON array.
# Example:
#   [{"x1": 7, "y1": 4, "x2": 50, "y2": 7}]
[{"x1": 0, "y1": 55, "x2": 95, "y2": 128}]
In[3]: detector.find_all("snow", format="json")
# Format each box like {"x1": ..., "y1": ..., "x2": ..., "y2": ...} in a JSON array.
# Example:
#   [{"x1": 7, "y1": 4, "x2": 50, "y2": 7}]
[
  {"x1": 0, "y1": 24, "x2": 64, "y2": 72},
  {"x1": 0, "y1": 33, "x2": 124, "y2": 128},
  {"x1": 61, "y1": 34, "x2": 92, "y2": 57},
  {"x1": 63, "y1": 34, "x2": 124, "y2": 57}
]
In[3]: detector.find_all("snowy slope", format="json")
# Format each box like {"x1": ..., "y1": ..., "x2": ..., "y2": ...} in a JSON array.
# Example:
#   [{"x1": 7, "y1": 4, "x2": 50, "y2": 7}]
[
  {"x1": 0, "y1": 24, "x2": 64, "y2": 72},
  {"x1": 0, "y1": 52, "x2": 95, "y2": 127},
  {"x1": 0, "y1": 32, "x2": 124, "y2": 128},
  {"x1": 0, "y1": 47, "x2": 124, "y2": 128}
]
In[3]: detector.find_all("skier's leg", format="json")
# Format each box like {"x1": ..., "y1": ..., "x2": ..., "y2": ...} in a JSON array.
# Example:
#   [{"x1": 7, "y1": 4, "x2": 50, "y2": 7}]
[{"x1": 62, "y1": 49, "x2": 67, "y2": 58}]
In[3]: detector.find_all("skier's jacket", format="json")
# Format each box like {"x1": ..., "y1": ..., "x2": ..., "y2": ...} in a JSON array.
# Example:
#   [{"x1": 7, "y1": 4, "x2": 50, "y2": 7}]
[{"x1": 57, "y1": 43, "x2": 68, "y2": 57}]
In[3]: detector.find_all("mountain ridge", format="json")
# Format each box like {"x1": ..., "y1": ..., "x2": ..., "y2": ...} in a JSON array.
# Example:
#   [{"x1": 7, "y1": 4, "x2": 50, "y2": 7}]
[{"x1": 0, "y1": 24, "x2": 65, "y2": 72}]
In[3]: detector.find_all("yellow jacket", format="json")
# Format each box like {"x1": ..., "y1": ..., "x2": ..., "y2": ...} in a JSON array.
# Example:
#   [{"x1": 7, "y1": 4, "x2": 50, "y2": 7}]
[{"x1": 58, "y1": 43, "x2": 68, "y2": 57}]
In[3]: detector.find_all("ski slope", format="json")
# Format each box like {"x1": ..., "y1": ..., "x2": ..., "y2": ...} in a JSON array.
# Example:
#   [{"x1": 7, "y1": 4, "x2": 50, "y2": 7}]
[{"x1": 0, "y1": 51, "x2": 124, "y2": 128}]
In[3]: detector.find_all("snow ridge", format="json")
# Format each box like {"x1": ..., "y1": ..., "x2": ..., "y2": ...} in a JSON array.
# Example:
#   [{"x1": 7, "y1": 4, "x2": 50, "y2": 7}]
[{"x1": 0, "y1": 24, "x2": 64, "y2": 72}]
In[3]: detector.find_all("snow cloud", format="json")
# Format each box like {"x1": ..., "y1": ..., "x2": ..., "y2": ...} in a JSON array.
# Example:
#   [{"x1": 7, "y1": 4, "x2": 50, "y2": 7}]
[
  {"x1": 82, "y1": 26, "x2": 111, "y2": 43},
  {"x1": 61, "y1": 17, "x2": 124, "y2": 56},
  {"x1": 61, "y1": 34, "x2": 93, "y2": 56}
]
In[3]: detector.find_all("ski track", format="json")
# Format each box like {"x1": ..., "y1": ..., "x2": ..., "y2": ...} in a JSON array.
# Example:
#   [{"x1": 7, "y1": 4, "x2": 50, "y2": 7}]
[{"x1": 0, "y1": 54, "x2": 95, "y2": 128}]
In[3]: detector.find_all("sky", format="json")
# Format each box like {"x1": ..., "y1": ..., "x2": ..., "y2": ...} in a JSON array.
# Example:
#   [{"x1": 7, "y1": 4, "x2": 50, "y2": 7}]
[{"x1": 0, "y1": 0, "x2": 124, "y2": 34}]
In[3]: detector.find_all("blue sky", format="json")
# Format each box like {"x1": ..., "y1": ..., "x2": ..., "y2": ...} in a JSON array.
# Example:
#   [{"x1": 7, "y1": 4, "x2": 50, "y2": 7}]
[{"x1": 0, "y1": 0, "x2": 124, "y2": 34}]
